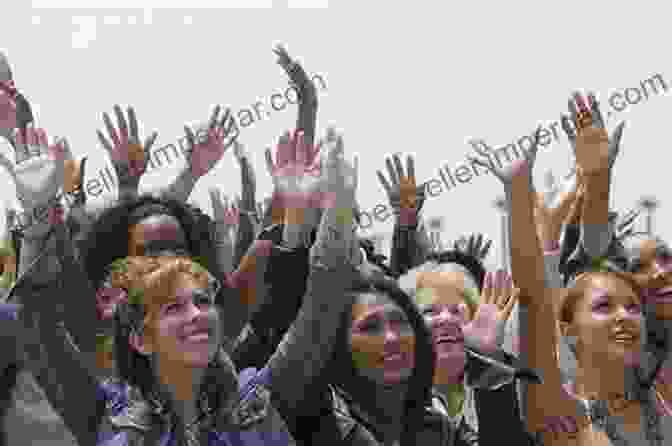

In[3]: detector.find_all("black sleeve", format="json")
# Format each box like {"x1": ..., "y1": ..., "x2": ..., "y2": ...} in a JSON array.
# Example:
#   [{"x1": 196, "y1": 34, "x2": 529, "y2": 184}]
[{"x1": 473, "y1": 380, "x2": 535, "y2": 446}]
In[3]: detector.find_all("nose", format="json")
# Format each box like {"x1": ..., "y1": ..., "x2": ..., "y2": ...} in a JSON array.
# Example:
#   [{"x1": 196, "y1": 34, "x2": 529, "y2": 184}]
[
  {"x1": 652, "y1": 260, "x2": 672, "y2": 279},
  {"x1": 434, "y1": 305, "x2": 465, "y2": 327},
  {"x1": 184, "y1": 299, "x2": 206, "y2": 321},
  {"x1": 383, "y1": 323, "x2": 403, "y2": 343}
]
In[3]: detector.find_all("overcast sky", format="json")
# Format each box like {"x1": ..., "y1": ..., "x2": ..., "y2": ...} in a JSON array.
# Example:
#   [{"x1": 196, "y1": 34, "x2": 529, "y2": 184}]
[{"x1": 1, "y1": 1, "x2": 670, "y2": 270}]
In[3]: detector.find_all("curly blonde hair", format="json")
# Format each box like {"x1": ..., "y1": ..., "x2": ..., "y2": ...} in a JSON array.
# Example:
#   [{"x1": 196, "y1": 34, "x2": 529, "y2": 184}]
[{"x1": 109, "y1": 256, "x2": 216, "y2": 331}]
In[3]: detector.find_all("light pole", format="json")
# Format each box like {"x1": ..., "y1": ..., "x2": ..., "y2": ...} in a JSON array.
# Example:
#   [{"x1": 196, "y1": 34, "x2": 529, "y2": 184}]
[
  {"x1": 637, "y1": 195, "x2": 660, "y2": 235},
  {"x1": 426, "y1": 216, "x2": 445, "y2": 253},
  {"x1": 493, "y1": 196, "x2": 509, "y2": 272}
]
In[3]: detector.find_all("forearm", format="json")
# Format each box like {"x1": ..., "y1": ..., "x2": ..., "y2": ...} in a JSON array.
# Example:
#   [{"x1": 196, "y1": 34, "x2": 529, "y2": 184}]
[
  {"x1": 266, "y1": 264, "x2": 356, "y2": 411},
  {"x1": 234, "y1": 213, "x2": 256, "y2": 267},
  {"x1": 390, "y1": 220, "x2": 425, "y2": 276},
  {"x1": 580, "y1": 170, "x2": 611, "y2": 258},
  {"x1": 159, "y1": 169, "x2": 198, "y2": 203},
  {"x1": 17, "y1": 276, "x2": 103, "y2": 446},
  {"x1": 54, "y1": 225, "x2": 100, "y2": 354},
  {"x1": 213, "y1": 223, "x2": 234, "y2": 274}
]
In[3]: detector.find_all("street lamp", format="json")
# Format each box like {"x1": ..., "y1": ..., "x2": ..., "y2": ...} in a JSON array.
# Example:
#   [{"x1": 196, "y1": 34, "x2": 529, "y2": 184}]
[
  {"x1": 493, "y1": 196, "x2": 509, "y2": 272},
  {"x1": 426, "y1": 216, "x2": 445, "y2": 253},
  {"x1": 637, "y1": 195, "x2": 660, "y2": 235}
]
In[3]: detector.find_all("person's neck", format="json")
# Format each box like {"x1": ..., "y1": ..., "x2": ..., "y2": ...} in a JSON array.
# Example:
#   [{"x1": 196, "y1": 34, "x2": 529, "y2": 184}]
[
  {"x1": 434, "y1": 369, "x2": 466, "y2": 417},
  {"x1": 156, "y1": 360, "x2": 206, "y2": 426},
  {"x1": 574, "y1": 355, "x2": 632, "y2": 400}
]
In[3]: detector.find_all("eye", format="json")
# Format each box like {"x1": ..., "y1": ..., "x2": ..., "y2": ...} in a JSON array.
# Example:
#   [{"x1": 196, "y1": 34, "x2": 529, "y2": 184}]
[
  {"x1": 626, "y1": 303, "x2": 642, "y2": 313},
  {"x1": 165, "y1": 302, "x2": 182, "y2": 314}
]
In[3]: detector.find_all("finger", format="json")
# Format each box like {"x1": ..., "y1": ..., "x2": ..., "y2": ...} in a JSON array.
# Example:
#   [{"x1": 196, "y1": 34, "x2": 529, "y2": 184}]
[
  {"x1": 482, "y1": 271, "x2": 494, "y2": 304},
  {"x1": 567, "y1": 96, "x2": 580, "y2": 127},
  {"x1": 35, "y1": 128, "x2": 48, "y2": 149},
  {"x1": 295, "y1": 130, "x2": 307, "y2": 166},
  {"x1": 209, "y1": 105, "x2": 221, "y2": 131},
  {"x1": 475, "y1": 233, "x2": 484, "y2": 251},
  {"x1": 127, "y1": 106, "x2": 139, "y2": 143},
  {"x1": 588, "y1": 92, "x2": 605, "y2": 129},
  {"x1": 406, "y1": 155, "x2": 416, "y2": 183},
  {"x1": 96, "y1": 129, "x2": 114, "y2": 154},
  {"x1": 392, "y1": 153, "x2": 405, "y2": 181},
  {"x1": 561, "y1": 115, "x2": 577, "y2": 143},
  {"x1": 184, "y1": 126, "x2": 196, "y2": 150},
  {"x1": 352, "y1": 155, "x2": 359, "y2": 190},
  {"x1": 0, "y1": 152, "x2": 14, "y2": 176},
  {"x1": 480, "y1": 239, "x2": 493, "y2": 259},
  {"x1": 113, "y1": 105, "x2": 129, "y2": 145},
  {"x1": 467, "y1": 235, "x2": 475, "y2": 254},
  {"x1": 385, "y1": 158, "x2": 399, "y2": 185},
  {"x1": 277, "y1": 131, "x2": 292, "y2": 166},
  {"x1": 103, "y1": 112, "x2": 121, "y2": 147},
  {"x1": 265, "y1": 147, "x2": 275, "y2": 176},
  {"x1": 217, "y1": 107, "x2": 232, "y2": 130},
  {"x1": 143, "y1": 132, "x2": 158, "y2": 152},
  {"x1": 376, "y1": 170, "x2": 393, "y2": 194}
]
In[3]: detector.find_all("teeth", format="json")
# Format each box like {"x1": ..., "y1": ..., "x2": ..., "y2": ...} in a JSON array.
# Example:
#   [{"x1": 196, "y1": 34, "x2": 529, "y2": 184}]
[{"x1": 386, "y1": 353, "x2": 403, "y2": 360}]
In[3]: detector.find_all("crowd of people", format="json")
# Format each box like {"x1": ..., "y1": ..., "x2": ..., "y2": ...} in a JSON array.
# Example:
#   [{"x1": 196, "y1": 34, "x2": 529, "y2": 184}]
[{"x1": 0, "y1": 44, "x2": 670, "y2": 446}]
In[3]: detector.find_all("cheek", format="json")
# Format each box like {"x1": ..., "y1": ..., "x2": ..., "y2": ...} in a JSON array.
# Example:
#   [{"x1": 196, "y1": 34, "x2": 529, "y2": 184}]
[{"x1": 350, "y1": 334, "x2": 384, "y2": 370}]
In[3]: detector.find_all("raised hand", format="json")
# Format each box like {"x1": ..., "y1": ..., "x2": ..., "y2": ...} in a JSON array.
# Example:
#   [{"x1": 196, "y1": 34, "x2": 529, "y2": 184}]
[
  {"x1": 376, "y1": 153, "x2": 426, "y2": 226},
  {"x1": 561, "y1": 91, "x2": 625, "y2": 175},
  {"x1": 209, "y1": 188, "x2": 240, "y2": 235},
  {"x1": 184, "y1": 105, "x2": 237, "y2": 179},
  {"x1": 468, "y1": 127, "x2": 543, "y2": 185},
  {"x1": 97, "y1": 105, "x2": 157, "y2": 196},
  {"x1": 462, "y1": 270, "x2": 519, "y2": 353},
  {"x1": 265, "y1": 129, "x2": 322, "y2": 210},
  {"x1": 0, "y1": 127, "x2": 67, "y2": 218},
  {"x1": 453, "y1": 233, "x2": 493, "y2": 261},
  {"x1": 233, "y1": 140, "x2": 257, "y2": 211}
]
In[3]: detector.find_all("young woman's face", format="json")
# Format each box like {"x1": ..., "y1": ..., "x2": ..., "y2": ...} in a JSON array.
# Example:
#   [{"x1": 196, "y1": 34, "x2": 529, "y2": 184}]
[
  {"x1": 349, "y1": 292, "x2": 415, "y2": 386},
  {"x1": 141, "y1": 273, "x2": 222, "y2": 368},
  {"x1": 624, "y1": 235, "x2": 672, "y2": 319},
  {"x1": 128, "y1": 214, "x2": 189, "y2": 257},
  {"x1": 415, "y1": 270, "x2": 475, "y2": 384},
  {"x1": 567, "y1": 274, "x2": 643, "y2": 366}
]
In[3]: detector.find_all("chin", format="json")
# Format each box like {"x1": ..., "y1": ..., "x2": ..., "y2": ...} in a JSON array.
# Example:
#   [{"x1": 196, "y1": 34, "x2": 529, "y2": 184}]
[{"x1": 383, "y1": 369, "x2": 412, "y2": 385}]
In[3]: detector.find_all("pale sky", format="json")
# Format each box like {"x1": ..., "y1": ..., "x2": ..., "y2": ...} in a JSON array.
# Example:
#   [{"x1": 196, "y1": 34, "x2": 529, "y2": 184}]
[{"x1": 1, "y1": 1, "x2": 670, "y2": 270}]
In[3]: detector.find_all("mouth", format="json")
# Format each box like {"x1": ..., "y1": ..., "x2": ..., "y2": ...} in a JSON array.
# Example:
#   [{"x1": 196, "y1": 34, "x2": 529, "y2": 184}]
[
  {"x1": 435, "y1": 334, "x2": 464, "y2": 346},
  {"x1": 183, "y1": 328, "x2": 212, "y2": 343},
  {"x1": 610, "y1": 332, "x2": 639, "y2": 345}
]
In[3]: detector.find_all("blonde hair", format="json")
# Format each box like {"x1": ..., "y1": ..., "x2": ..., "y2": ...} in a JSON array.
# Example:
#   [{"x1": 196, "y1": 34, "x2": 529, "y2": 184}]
[
  {"x1": 559, "y1": 270, "x2": 642, "y2": 324},
  {"x1": 109, "y1": 256, "x2": 215, "y2": 329}
]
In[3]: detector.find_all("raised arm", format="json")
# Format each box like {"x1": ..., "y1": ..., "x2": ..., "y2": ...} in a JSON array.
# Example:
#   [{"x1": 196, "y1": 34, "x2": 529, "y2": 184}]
[
  {"x1": 266, "y1": 129, "x2": 360, "y2": 411},
  {"x1": 96, "y1": 105, "x2": 157, "y2": 202},
  {"x1": 562, "y1": 92, "x2": 624, "y2": 259},
  {"x1": 274, "y1": 45, "x2": 318, "y2": 149},
  {"x1": 470, "y1": 129, "x2": 577, "y2": 442},
  {"x1": 376, "y1": 153, "x2": 428, "y2": 276},
  {"x1": 232, "y1": 141, "x2": 258, "y2": 265},
  {"x1": 161, "y1": 106, "x2": 237, "y2": 203}
]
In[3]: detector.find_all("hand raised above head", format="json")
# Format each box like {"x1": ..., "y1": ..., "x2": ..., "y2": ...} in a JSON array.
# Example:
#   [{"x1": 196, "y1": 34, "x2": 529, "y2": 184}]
[
  {"x1": 97, "y1": 105, "x2": 157, "y2": 190},
  {"x1": 184, "y1": 105, "x2": 237, "y2": 179},
  {"x1": 561, "y1": 91, "x2": 624, "y2": 175}
]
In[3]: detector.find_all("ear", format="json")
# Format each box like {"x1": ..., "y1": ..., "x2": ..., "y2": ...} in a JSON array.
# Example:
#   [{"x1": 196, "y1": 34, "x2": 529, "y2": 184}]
[{"x1": 129, "y1": 329, "x2": 153, "y2": 356}]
